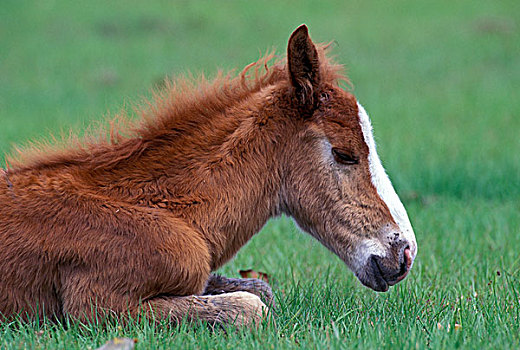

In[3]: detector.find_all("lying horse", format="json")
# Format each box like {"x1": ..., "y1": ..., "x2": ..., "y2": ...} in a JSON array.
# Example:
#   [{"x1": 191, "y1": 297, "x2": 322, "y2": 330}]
[{"x1": 0, "y1": 25, "x2": 417, "y2": 326}]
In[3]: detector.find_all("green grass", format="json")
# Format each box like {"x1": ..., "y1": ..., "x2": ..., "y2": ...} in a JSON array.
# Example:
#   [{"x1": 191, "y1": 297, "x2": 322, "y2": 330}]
[{"x1": 1, "y1": 0, "x2": 519, "y2": 348}]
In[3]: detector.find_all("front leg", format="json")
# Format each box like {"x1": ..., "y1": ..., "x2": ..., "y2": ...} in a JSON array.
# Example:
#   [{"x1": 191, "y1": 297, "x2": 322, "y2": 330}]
[{"x1": 203, "y1": 274, "x2": 274, "y2": 307}]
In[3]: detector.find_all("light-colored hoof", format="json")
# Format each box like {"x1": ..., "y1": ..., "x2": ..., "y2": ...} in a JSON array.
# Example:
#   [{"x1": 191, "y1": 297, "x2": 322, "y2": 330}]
[
  {"x1": 203, "y1": 291, "x2": 268, "y2": 327},
  {"x1": 229, "y1": 291, "x2": 268, "y2": 326}
]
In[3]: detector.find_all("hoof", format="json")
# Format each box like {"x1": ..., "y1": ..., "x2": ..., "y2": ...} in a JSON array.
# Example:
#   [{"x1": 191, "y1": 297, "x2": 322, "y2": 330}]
[{"x1": 206, "y1": 291, "x2": 268, "y2": 327}]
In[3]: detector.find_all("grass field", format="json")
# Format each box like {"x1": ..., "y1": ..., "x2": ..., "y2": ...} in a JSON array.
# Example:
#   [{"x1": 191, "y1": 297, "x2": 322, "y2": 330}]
[{"x1": 1, "y1": 0, "x2": 520, "y2": 348}]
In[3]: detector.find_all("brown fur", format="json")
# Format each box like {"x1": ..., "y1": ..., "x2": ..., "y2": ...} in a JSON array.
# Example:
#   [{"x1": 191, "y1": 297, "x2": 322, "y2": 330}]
[{"x1": 0, "y1": 25, "x2": 408, "y2": 326}]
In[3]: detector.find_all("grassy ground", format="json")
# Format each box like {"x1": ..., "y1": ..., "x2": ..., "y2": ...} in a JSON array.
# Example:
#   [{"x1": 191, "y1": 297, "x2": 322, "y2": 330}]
[{"x1": 1, "y1": 0, "x2": 519, "y2": 348}]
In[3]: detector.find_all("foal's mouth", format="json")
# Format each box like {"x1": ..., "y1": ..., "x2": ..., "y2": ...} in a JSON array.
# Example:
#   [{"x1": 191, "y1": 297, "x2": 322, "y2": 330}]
[{"x1": 364, "y1": 246, "x2": 412, "y2": 292}]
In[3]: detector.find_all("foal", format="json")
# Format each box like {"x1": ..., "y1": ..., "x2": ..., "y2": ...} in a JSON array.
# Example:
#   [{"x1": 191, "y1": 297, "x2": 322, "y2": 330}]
[{"x1": 0, "y1": 25, "x2": 417, "y2": 326}]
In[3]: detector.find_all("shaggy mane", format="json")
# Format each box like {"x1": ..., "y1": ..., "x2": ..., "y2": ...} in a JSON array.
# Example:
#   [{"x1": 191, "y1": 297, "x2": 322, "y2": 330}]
[{"x1": 6, "y1": 44, "x2": 346, "y2": 173}]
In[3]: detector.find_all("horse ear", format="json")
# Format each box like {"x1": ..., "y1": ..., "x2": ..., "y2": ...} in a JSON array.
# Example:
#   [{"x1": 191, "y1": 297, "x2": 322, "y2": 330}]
[{"x1": 287, "y1": 24, "x2": 320, "y2": 105}]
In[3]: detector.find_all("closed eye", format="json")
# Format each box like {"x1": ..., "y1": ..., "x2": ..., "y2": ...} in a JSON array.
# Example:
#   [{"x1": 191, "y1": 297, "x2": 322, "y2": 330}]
[{"x1": 332, "y1": 148, "x2": 359, "y2": 165}]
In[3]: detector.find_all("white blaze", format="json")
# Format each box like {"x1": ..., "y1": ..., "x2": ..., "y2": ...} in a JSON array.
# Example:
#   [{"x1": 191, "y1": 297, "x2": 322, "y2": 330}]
[{"x1": 357, "y1": 102, "x2": 417, "y2": 259}]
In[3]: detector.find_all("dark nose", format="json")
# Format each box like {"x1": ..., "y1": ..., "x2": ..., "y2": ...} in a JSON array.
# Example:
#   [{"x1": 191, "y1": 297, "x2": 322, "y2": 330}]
[{"x1": 371, "y1": 242, "x2": 412, "y2": 288}]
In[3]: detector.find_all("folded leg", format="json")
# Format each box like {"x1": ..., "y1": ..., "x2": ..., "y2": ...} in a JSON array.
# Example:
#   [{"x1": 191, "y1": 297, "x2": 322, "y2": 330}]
[{"x1": 146, "y1": 292, "x2": 267, "y2": 327}]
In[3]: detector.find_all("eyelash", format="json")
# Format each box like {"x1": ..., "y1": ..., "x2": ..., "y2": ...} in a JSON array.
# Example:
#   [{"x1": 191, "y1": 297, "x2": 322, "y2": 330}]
[{"x1": 332, "y1": 148, "x2": 359, "y2": 165}]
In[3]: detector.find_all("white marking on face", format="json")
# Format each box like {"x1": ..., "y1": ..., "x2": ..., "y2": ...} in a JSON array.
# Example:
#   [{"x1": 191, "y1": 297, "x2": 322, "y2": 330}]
[
  {"x1": 319, "y1": 138, "x2": 387, "y2": 271},
  {"x1": 357, "y1": 102, "x2": 417, "y2": 261}
]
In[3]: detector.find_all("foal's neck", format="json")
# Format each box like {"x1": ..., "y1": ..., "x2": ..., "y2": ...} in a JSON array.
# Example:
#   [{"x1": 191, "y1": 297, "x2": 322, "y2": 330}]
[
  {"x1": 88, "y1": 85, "x2": 292, "y2": 269},
  {"x1": 189, "y1": 88, "x2": 292, "y2": 268}
]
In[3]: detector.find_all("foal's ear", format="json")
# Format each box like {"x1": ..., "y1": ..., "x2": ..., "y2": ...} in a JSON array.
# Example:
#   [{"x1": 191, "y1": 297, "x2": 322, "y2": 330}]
[{"x1": 287, "y1": 24, "x2": 321, "y2": 105}]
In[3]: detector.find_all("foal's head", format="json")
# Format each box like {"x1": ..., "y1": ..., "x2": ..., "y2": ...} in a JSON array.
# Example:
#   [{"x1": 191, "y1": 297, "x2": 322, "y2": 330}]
[{"x1": 280, "y1": 25, "x2": 417, "y2": 291}]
